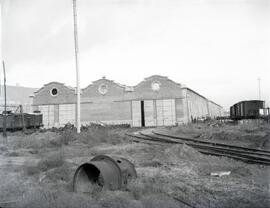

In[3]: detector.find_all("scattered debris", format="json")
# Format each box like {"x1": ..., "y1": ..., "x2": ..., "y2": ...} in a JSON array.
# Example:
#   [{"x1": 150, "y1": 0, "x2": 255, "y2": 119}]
[{"x1": 210, "y1": 171, "x2": 231, "y2": 177}]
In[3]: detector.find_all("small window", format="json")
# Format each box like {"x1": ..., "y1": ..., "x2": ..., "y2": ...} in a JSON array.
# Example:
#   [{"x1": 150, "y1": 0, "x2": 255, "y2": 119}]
[
  {"x1": 151, "y1": 81, "x2": 161, "y2": 91},
  {"x1": 51, "y1": 88, "x2": 58, "y2": 96},
  {"x1": 98, "y1": 84, "x2": 108, "y2": 95}
]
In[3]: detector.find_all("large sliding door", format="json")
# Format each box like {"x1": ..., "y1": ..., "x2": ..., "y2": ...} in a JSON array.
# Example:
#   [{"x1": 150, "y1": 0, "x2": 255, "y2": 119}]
[
  {"x1": 59, "y1": 104, "x2": 76, "y2": 126},
  {"x1": 156, "y1": 99, "x2": 176, "y2": 126},
  {"x1": 131, "y1": 101, "x2": 141, "y2": 127},
  {"x1": 144, "y1": 100, "x2": 155, "y2": 126},
  {"x1": 131, "y1": 99, "x2": 176, "y2": 127},
  {"x1": 39, "y1": 105, "x2": 54, "y2": 128},
  {"x1": 163, "y1": 99, "x2": 176, "y2": 125}
]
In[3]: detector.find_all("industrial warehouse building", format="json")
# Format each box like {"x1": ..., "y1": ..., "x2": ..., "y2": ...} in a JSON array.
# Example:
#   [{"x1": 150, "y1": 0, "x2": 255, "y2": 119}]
[{"x1": 32, "y1": 75, "x2": 224, "y2": 128}]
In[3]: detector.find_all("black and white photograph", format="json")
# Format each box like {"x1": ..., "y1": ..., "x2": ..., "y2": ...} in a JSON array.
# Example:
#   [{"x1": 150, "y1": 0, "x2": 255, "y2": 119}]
[{"x1": 0, "y1": 0, "x2": 269, "y2": 207}]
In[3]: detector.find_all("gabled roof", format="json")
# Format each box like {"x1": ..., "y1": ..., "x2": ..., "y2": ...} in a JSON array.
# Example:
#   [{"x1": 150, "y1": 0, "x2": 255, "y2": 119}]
[
  {"x1": 34, "y1": 82, "x2": 75, "y2": 95},
  {"x1": 83, "y1": 77, "x2": 125, "y2": 91},
  {"x1": 134, "y1": 75, "x2": 181, "y2": 89}
]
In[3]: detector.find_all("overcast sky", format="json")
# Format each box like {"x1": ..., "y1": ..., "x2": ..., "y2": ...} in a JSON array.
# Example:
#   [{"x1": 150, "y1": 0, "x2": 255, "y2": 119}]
[{"x1": 1, "y1": 0, "x2": 269, "y2": 110}]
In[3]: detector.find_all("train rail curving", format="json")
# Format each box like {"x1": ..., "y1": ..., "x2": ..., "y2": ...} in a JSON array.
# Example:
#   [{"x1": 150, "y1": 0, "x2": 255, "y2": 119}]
[{"x1": 126, "y1": 131, "x2": 270, "y2": 166}]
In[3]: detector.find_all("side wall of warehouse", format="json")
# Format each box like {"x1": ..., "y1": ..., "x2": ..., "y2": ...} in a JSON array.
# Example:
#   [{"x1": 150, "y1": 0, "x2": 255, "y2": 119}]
[
  {"x1": 182, "y1": 88, "x2": 209, "y2": 123},
  {"x1": 208, "y1": 101, "x2": 224, "y2": 117}
]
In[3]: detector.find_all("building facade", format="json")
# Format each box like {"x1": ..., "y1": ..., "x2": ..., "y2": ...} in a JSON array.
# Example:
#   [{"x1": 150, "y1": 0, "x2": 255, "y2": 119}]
[{"x1": 32, "y1": 75, "x2": 224, "y2": 128}]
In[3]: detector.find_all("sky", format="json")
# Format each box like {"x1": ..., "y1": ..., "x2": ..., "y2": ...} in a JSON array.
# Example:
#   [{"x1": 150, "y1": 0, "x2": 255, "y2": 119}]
[{"x1": 0, "y1": 0, "x2": 269, "y2": 110}]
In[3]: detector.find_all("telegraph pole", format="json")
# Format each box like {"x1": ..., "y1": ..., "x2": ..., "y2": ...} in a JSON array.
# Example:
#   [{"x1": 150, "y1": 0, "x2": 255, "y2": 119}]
[
  {"x1": 258, "y1": 77, "x2": 261, "y2": 100},
  {"x1": 72, "y1": 0, "x2": 81, "y2": 133},
  {"x1": 2, "y1": 61, "x2": 6, "y2": 137},
  {"x1": 0, "y1": 3, "x2": 6, "y2": 137}
]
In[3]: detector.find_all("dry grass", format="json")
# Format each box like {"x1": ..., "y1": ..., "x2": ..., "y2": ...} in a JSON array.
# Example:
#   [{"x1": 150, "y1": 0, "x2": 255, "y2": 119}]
[
  {"x1": 0, "y1": 126, "x2": 127, "y2": 154},
  {"x1": 172, "y1": 122, "x2": 270, "y2": 149},
  {"x1": 75, "y1": 127, "x2": 127, "y2": 145},
  {"x1": 0, "y1": 124, "x2": 269, "y2": 208},
  {"x1": 0, "y1": 131, "x2": 61, "y2": 151},
  {"x1": 24, "y1": 149, "x2": 65, "y2": 176},
  {"x1": 37, "y1": 150, "x2": 65, "y2": 171},
  {"x1": 16, "y1": 188, "x2": 99, "y2": 208}
]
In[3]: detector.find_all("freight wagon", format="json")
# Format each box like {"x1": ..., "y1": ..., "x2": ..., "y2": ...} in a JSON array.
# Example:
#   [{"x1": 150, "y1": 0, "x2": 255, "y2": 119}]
[
  {"x1": 230, "y1": 100, "x2": 264, "y2": 120},
  {"x1": 0, "y1": 112, "x2": 43, "y2": 131}
]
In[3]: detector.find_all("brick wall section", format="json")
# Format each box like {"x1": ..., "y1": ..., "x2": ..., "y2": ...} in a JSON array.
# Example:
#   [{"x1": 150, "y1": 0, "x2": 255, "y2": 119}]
[
  {"x1": 81, "y1": 78, "x2": 131, "y2": 124},
  {"x1": 81, "y1": 101, "x2": 131, "y2": 124},
  {"x1": 33, "y1": 82, "x2": 76, "y2": 105},
  {"x1": 125, "y1": 75, "x2": 183, "y2": 100},
  {"x1": 82, "y1": 79, "x2": 126, "y2": 102}
]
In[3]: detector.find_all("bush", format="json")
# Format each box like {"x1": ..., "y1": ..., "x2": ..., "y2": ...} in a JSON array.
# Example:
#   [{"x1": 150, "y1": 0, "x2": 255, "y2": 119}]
[
  {"x1": 17, "y1": 188, "x2": 99, "y2": 208},
  {"x1": 24, "y1": 150, "x2": 65, "y2": 176},
  {"x1": 42, "y1": 163, "x2": 71, "y2": 183},
  {"x1": 24, "y1": 164, "x2": 40, "y2": 176},
  {"x1": 37, "y1": 150, "x2": 65, "y2": 171},
  {"x1": 6, "y1": 151, "x2": 21, "y2": 157},
  {"x1": 74, "y1": 127, "x2": 126, "y2": 146},
  {"x1": 127, "y1": 174, "x2": 168, "y2": 200},
  {"x1": 0, "y1": 144, "x2": 8, "y2": 153},
  {"x1": 97, "y1": 190, "x2": 140, "y2": 208},
  {"x1": 141, "y1": 194, "x2": 179, "y2": 208},
  {"x1": 7, "y1": 132, "x2": 61, "y2": 150},
  {"x1": 57, "y1": 129, "x2": 77, "y2": 145}
]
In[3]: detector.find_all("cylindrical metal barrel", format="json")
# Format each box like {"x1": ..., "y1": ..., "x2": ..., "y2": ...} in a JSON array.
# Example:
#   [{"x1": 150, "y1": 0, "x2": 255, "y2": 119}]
[{"x1": 73, "y1": 155, "x2": 137, "y2": 192}]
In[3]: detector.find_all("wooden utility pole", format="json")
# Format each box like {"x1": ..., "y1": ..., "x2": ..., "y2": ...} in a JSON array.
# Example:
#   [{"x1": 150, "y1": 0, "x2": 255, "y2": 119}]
[
  {"x1": 19, "y1": 105, "x2": 26, "y2": 132},
  {"x1": 2, "y1": 61, "x2": 6, "y2": 137},
  {"x1": 72, "y1": 0, "x2": 81, "y2": 133},
  {"x1": 258, "y1": 77, "x2": 261, "y2": 100}
]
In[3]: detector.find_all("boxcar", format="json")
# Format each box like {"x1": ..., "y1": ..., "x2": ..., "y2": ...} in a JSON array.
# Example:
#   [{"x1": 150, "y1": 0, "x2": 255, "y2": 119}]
[
  {"x1": 0, "y1": 112, "x2": 43, "y2": 131},
  {"x1": 230, "y1": 100, "x2": 264, "y2": 120}
]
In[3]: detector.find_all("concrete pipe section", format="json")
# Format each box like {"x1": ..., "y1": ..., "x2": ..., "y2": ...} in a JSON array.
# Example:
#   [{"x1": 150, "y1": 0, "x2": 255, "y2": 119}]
[{"x1": 73, "y1": 155, "x2": 137, "y2": 192}]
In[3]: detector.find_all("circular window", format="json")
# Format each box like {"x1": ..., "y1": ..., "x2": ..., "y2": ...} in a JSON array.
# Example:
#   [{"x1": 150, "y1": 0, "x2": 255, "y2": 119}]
[
  {"x1": 98, "y1": 84, "x2": 108, "y2": 95},
  {"x1": 51, "y1": 88, "x2": 58, "y2": 96},
  {"x1": 151, "y1": 81, "x2": 161, "y2": 91}
]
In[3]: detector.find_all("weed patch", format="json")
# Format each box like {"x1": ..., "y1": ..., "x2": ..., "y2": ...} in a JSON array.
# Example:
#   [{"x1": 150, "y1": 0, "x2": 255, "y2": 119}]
[
  {"x1": 24, "y1": 150, "x2": 65, "y2": 176},
  {"x1": 37, "y1": 150, "x2": 65, "y2": 171}
]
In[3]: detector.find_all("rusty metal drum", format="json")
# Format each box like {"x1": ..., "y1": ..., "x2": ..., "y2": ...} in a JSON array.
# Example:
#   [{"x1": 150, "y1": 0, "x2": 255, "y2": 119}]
[{"x1": 73, "y1": 155, "x2": 137, "y2": 192}]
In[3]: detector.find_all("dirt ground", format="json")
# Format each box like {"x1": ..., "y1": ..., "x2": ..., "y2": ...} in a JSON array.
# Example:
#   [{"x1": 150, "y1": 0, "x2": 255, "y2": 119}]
[{"x1": 0, "y1": 123, "x2": 269, "y2": 208}]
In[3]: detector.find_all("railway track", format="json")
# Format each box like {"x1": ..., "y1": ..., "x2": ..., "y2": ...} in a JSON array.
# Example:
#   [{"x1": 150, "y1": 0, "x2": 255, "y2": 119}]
[
  {"x1": 153, "y1": 130, "x2": 270, "y2": 154},
  {"x1": 126, "y1": 131, "x2": 270, "y2": 166},
  {"x1": 150, "y1": 131, "x2": 270, "y2": 157}
]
